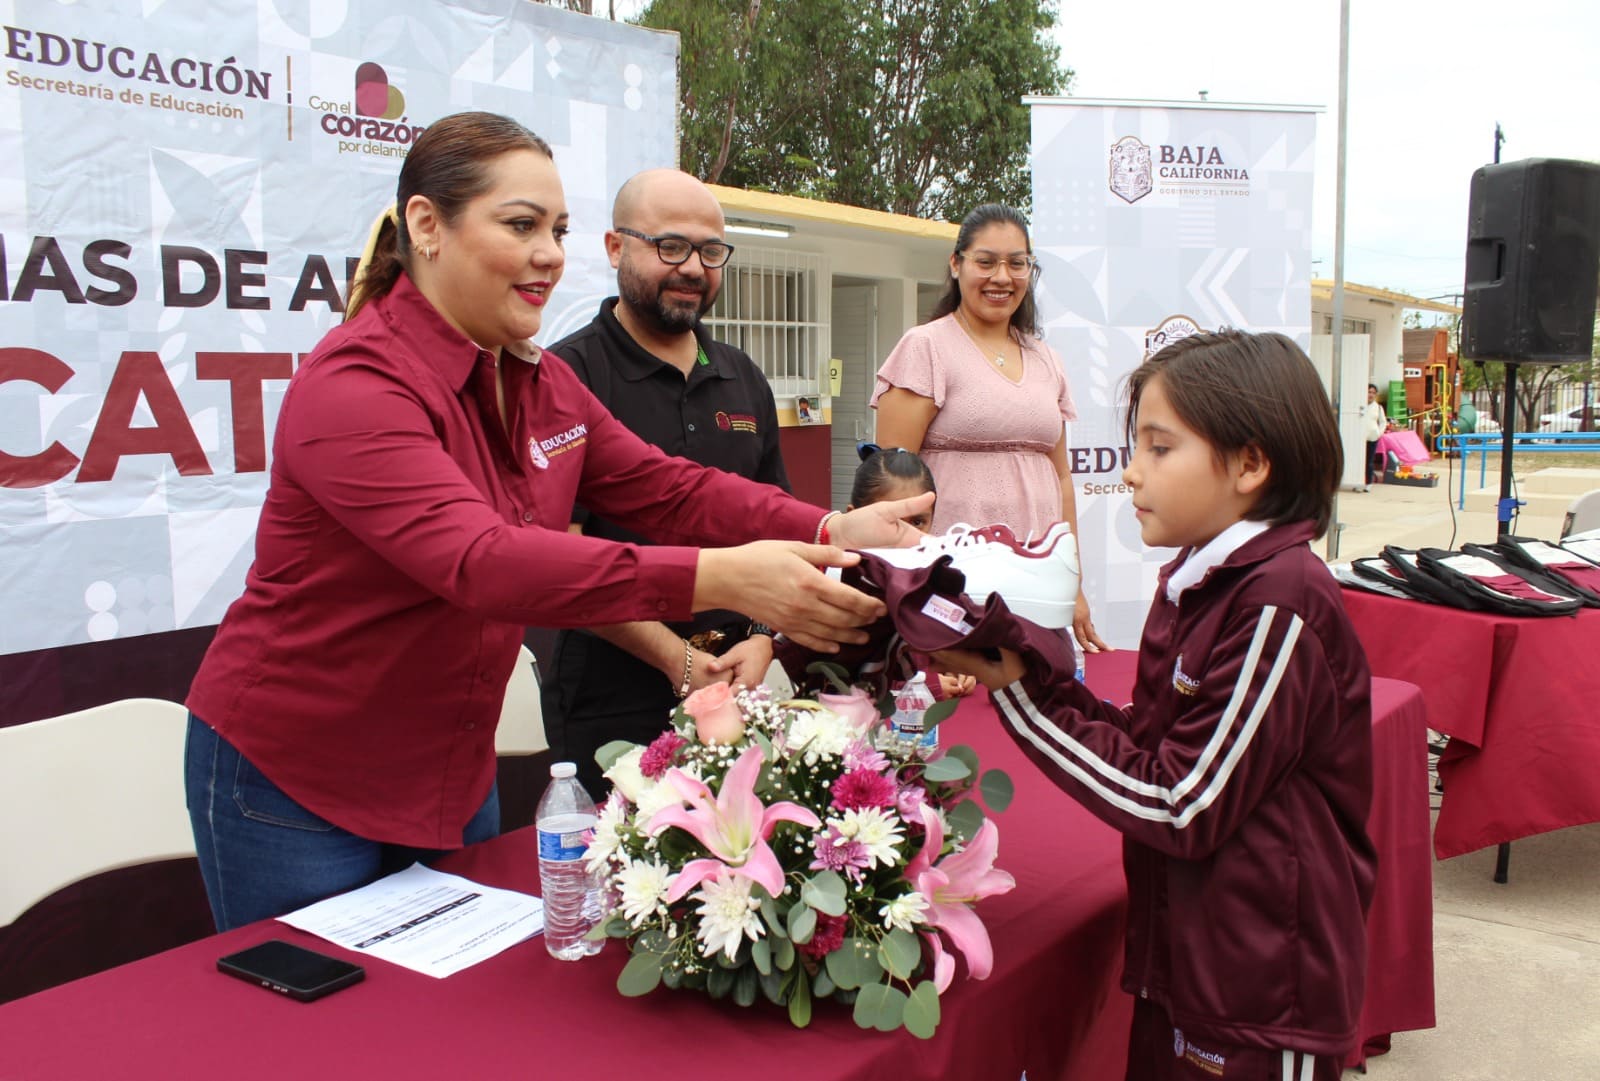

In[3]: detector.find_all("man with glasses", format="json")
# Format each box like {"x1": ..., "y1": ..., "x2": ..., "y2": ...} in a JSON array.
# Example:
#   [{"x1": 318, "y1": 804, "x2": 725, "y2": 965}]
[{"x1": 542, "y1": 168, "x2": 789, "y2": 797}]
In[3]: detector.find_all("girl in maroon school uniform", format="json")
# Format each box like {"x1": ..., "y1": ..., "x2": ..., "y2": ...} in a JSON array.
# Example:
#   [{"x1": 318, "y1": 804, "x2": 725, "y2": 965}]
[{"x1": 941, "y1": 331, "x2": 1376, "y2": 1080}]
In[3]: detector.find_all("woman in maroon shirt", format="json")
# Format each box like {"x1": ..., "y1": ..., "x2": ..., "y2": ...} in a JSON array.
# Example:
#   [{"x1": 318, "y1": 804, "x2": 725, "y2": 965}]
[{"x1": 184, "y1": 112, "x2": 927, "y2": 932}]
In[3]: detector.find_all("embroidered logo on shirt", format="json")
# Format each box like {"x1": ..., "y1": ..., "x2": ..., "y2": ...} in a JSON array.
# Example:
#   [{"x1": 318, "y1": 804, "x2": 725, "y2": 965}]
[
  {"x1": 530, "y1": 422, "x2": 588, "y2": 469},
  {"x1": 715, "y1": 411, "x2": 758, "y2": 434},
  {"x1": 1172, "y1": 654, "x2": 1200, "y2": 696},
  {"x1": 1171, "y1": 1027, "x2": 1226, "y2": 1075}
]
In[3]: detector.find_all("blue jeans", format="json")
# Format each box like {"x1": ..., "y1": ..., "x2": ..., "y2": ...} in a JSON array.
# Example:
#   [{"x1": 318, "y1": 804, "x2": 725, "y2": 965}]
[{"x1": 184, "y1": 715, "x2": 500, "y2": 932}]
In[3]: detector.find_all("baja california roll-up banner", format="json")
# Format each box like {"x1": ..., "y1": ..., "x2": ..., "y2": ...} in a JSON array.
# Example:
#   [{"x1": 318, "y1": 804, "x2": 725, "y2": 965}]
[
  {"x1": 0, "y1": 0, "x2": 677, "y2": 722},
  {"x1": 1028, "y1": 97, "x2": 1319, "y2": 648}
]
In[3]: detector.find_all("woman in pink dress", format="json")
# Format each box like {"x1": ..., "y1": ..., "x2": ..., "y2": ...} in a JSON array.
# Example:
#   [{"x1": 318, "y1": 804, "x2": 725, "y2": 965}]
[{"x1": 871, "y1": 203, "x2": 1108, "y2": 653}]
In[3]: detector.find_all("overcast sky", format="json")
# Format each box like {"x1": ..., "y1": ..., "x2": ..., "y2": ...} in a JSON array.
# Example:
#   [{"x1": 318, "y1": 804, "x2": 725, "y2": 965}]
[{"x1": 1050, "y1": 0, "x2": 1600, "y2": 306}]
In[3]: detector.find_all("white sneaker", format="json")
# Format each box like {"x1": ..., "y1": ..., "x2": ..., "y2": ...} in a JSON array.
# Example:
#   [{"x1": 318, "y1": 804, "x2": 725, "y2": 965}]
[{"x1": 862, "y1": 522, "x2": 1081, "y2": 628}]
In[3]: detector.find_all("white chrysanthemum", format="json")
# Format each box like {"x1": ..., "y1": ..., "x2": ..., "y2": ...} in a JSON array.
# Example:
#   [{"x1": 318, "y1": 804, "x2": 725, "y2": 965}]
[
  {"x1": 831, "y1": 807, "x2": 905, "y2": 869},
  {"x1": 633, "y1": 761, "x2": 704, "y2": 825},
  {"x1": 615, "y1": 857, "x2": 675, "y2": 926},
  {"x1": 584, "y1": 798, "x2": 628, "y2": 875},
  {"x1": 691, "y1": 875, "x2": 765, "y2": 961},
  {"x1": 879, "y1": 891, "x2": 929, "y2": 932},
  {"x1": 785, "y1": 707, "x2": 856, "y2": 764},
  {"x1": 603, "y1": 746, "x2": 650, "y2": 804}
]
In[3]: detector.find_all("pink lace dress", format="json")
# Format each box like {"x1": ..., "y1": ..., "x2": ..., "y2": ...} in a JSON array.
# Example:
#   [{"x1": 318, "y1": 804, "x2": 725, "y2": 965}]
[{"x1": 871, "y1": 314, "x2": 1077, "y2": 539}]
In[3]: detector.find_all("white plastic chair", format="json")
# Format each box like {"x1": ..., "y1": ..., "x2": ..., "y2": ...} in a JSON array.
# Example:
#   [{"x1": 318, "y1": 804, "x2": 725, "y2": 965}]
[
  {"x1": 494, "y1": 645, "x2": 547, "y2": 756},
  {"x1": 0, "y1": 698, "x2": 194, "y2": 928},
  {"x1": 1562, "y1": 489, "x2": 1600, "y2": 539}
]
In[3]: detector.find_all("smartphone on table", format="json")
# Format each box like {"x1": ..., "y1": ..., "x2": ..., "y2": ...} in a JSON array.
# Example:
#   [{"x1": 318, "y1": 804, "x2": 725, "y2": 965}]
[{"x1": 217, "y1": 939, "x2": 365, "y2": 1002}]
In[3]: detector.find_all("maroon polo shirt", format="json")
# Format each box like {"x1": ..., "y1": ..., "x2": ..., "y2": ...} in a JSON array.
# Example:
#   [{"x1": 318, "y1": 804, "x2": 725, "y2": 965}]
[{"x1": 187, "y1": 273, "x2": 824, "y2": 847}]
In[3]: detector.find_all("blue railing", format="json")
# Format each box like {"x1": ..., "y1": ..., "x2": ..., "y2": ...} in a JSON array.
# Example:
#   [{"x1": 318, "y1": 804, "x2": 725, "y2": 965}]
[{"x1": 1437, "y1": 431, "x2": 1600, "y2": 509}]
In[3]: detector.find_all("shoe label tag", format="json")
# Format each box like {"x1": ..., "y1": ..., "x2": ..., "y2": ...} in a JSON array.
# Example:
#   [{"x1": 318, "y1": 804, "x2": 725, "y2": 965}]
[{"x1": 920, "y1": 594, "x2": 973, "y2": 633}]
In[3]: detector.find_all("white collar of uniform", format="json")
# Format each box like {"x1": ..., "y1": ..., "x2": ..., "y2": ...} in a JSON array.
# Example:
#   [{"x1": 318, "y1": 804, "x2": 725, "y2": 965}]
[{"x1": 1166, "y1": 518, "x2": 1272, "y2": 603}]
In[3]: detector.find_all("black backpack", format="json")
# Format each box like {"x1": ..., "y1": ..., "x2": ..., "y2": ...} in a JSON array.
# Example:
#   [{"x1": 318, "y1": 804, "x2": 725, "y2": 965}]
[
  {"x1": 1471, "y1": 537, "x2": 1600, "y2": 607},
  {"x1": 1414, "y1": 547, "x2": 1582, "y2": 617}
]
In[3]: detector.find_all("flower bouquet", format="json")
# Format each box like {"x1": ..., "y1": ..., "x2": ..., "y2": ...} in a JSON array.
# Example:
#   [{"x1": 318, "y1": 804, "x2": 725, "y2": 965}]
[{"x1": 585, "y1": 670, "x2": 1015, "y2": 1038}]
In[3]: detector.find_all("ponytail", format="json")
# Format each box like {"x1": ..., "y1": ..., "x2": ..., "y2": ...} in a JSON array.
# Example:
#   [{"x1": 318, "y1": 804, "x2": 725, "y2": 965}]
[{"x1": 346, "y1": 204, "x2": 407, "y2": 321}]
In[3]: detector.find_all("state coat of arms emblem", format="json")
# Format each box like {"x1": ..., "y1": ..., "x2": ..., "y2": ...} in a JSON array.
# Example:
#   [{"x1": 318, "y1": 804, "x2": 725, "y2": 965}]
[{"x1": 1109, "y1": 135, "x2": 1153, "y2": 204}]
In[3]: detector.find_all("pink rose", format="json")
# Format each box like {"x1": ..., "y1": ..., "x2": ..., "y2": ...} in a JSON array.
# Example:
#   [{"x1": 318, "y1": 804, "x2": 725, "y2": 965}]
[
  {"x1": 818, "y1": 688, "x2": 881, "y2": 735},
  {"x1": 683, "y1": 682, "x2": 746, "y2": 744}
]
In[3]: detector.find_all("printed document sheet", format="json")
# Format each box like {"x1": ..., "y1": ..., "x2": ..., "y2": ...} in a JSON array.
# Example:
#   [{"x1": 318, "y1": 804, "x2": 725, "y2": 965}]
[{"x1": 278, "y1": 863, "x2": 544, "y2": 978}]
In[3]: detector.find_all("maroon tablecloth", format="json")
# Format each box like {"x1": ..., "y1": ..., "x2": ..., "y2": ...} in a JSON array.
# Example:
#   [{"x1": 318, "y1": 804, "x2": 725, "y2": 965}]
[
  {"x1": 1342, "y1": 589, "x2": 1600, "y2": 858},
  {"x1": 0, "y1": 692, "x2": 1130, "y2": 1080},
  {"x1": 0, "y1": 652, "x2": 1431, "y2": 1077}
]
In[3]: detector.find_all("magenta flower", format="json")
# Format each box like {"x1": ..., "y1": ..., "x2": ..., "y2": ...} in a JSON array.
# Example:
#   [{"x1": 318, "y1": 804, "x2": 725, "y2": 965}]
[
  {"x1": 905, "y1": 805, "x2": 1016, "y2": 990},
  {"x1": 830, "y1": 768, "x2": 898, "y2": 812},
  {"x1": 648, "y1": 745, "x2": 820, "y2": 902},
  {"x1": 639, "y1": 730, "x2": 687, "y2": 780},
  {"x1": 809, "y1": 825, "x2": 873, "y2": 881},
  {"x1": 798, "y1": 912, "x2": 849, "y2": 959}
]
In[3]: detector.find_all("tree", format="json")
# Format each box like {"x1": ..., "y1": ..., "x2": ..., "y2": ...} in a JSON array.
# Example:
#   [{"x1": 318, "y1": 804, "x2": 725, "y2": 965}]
[{"x1": 636, "y1": 0, "x2": 1072, "y2": 220}]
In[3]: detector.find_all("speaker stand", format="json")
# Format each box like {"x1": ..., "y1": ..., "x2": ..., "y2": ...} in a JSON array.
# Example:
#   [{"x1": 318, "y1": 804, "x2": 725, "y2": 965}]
[{"x1": 1492, "y1": 360, "x2": 1521, "y2": 885}]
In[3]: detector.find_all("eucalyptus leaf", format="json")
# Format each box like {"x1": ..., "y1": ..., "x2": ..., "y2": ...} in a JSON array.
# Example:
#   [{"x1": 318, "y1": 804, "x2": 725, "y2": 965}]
[
  {"x1": 733, "y1": 964, "x2": 760, "y2": 1008},
  {"x1": 706, "y1": 963, "x2": 737, "y2": 999},
  {"x1": 921, "y1": 755, "x2": 971, "y2": 783},
  {"x1": 636, "y1": 929, "x2": 671, "y2": 955},
  {"x1": 875, "y1": 688, "x2": 896, "y2": 719},
  {"x1": 801, "y1": 871, "x2": 848, "y2": 917},
  {"x1": 661, "y1": 963, "x2": 683, "y2": 990},
  {"x1": 923, "y1": 697, "x2": 959, "y2": 728},
  {"x1": 773, "y1": 936, "x2": 796, "y2": 971},
  {"x1": 594, "y1": 739, "x2": 637, "y2": 773},
  {"x1": 811, "y1": 967, "x2": 836, "y2": 998},
  {"x1": 788, "y1": 903, "x2": 817, "y2": 944},
  {"x1": 979, "y1": 767, "x2": 1016, "y2": 812},
  {"x1": 826, "y1": 936, "x2": 883, "y2": 990},
  {"x1": 759, "y1": 966, "x2": 787, "y2": 1005},
  {"x1": 945, "y1": 744, "x2": 981, "y2": 775},
  {"x1": 616, "y1": 952, "x2": 663, "y2": 997},
  {"x1": 946, "y1": 798, "x2": 986, "y2": 841},
  {"x1": 804, "y1": 659, "x2": 852, "y2": 694},
  {"x1": 852, "y1": 982, "x2": 908, "y2": 1033},
  {"x1": 879, "y1": 927, "x2": 921, "y2": 980},
  {"x1": 751, "y1": 937, "x2": 772, "y2": 975},
  {"x1": 760, "y1": 895, "x2": 789, "y2": 938},
  {"x1": 604, "y1": 916, "x2": 631, "y2": 938},
  {"x1": 903, "y1": 979, "x2": 942, "y2": 1039},
  {"x1": 583, "y1": 922, "x2": 608, "y2": 942},
  {"x1": 787, "y1": 970, "x2": 813, "y2": 1027}
]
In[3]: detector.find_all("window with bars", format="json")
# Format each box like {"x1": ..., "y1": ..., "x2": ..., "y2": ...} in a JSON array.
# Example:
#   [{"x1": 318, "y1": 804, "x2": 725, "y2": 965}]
[{"x1": 703, "y1": 247, "x2": 829, "y2": 398}]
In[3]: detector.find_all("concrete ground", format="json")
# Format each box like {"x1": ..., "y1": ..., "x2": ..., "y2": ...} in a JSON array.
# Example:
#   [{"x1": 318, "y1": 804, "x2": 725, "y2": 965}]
[{"x1": 1332, "y1": 462, "x2": 1600, "y2": 1080}]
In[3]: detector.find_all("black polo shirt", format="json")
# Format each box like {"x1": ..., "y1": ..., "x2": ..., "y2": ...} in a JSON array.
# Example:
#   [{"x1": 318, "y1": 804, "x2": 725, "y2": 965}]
[
  {"x1": 542, "y1": 298, "x2": 791, "y2": 727},
  {"x1": 548, "y1": 297, "x2": 791, "y2": 544}
]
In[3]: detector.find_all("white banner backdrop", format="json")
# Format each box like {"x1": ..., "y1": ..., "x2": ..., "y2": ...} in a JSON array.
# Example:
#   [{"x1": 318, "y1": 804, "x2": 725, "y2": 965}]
[
  {"x1": 0, "y1": 0, "x2": 677, "y2": 656},
  {"x1": 1030, "y1": 97, "x2": 1319, "y2": 648}
]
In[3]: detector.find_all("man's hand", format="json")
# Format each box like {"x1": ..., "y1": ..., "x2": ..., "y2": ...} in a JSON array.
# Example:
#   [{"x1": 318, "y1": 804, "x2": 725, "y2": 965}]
[
  {"x1": 825, "y1": 492, "x2": 934, "y2": 550},
  {"x1": 707, "y1": 634, "x2": 774, "y2": 687}
]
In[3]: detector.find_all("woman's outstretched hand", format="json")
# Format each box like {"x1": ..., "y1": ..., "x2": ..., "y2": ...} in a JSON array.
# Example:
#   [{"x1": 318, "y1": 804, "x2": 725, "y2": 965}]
[{"x1": 694, "y1": 541, "x2": 885, "y2": 653}]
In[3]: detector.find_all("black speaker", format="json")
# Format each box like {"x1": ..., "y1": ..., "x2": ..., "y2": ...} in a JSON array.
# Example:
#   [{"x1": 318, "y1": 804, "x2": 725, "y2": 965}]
[{"x1": 1462, "y1": 157, "x2": 1600, "y2": 363}]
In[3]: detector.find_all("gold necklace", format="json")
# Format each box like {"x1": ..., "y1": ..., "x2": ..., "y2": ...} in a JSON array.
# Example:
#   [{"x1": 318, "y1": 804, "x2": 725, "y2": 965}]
[{"x1": 956, "y1": 309, "x2": 1012, "y2": 368}]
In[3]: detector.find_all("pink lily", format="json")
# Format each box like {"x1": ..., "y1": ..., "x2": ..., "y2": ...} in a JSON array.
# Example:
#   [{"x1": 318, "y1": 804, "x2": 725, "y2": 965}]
[
  {"x1": 648, "y1": 745, "x2": 820, "y2": 902},
  {"x1": 906, "y1": 804, "x2": 1016, "y2": 990}
]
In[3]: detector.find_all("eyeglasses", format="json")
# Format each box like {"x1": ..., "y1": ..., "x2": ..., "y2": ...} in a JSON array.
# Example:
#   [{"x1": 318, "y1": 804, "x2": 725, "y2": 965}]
[
  {"x1": 960, "y1": 251, "x2": 1038, "y2": 276},
  {"x1": 614, "y1": 227, "x2": 735, "y2": 269}
]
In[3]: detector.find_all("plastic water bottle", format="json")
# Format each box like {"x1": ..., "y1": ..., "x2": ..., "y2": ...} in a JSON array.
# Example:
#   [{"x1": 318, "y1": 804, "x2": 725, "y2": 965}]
[
  {"x1": 890, "y1": 672, "x2": 939, "y2": 752},
  {"x1": 1072, "y1": 636, "x2": 1087, "y2": 684},
  {"x1": 536, "y1": 762, "x2": 602, "y2": 961}
]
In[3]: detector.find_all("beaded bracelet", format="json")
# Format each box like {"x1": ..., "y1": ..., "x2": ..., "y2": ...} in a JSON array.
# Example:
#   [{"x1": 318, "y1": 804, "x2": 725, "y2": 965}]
[
  {"x1": 815, "y1": 510, "x2": 840, "y2": 545},
  {"x1": 675, "y1": 638, "x2": 694, "y2": 700}
]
